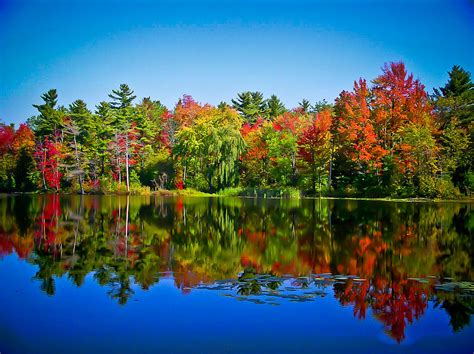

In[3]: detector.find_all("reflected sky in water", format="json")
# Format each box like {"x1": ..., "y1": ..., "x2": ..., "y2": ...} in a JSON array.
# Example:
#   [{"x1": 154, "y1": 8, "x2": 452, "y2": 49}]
[{"x1": 0, "y1": 195, "x2": 473, "y2": 353}]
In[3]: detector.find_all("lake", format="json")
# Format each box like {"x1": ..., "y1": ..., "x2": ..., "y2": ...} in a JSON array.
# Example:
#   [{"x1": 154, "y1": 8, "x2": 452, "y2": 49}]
[{"x1": 0, "y1": 194, "x2": 472, "y2": 353}]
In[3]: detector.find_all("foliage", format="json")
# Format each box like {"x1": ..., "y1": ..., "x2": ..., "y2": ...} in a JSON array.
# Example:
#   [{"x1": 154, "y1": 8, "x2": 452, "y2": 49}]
[{"x1": 1, "y1": 63, "x2": 473, "y2": 198}]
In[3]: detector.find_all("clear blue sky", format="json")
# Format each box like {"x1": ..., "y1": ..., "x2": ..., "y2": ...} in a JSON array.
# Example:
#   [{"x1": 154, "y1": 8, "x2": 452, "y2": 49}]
[{"x1": 1, "y1": 0, "x2": 473, "y2": 124}]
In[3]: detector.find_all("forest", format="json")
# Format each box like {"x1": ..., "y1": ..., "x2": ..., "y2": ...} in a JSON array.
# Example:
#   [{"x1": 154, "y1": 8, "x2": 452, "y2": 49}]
[{"x1": 0, "y1": 62, "x2": 473, "y2": 198}]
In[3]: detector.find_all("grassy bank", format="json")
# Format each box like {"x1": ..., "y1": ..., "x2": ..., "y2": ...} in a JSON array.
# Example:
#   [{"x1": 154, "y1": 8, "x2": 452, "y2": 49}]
[{"x1": 3, "y1": 188, "x2": 473, "y2": 202}]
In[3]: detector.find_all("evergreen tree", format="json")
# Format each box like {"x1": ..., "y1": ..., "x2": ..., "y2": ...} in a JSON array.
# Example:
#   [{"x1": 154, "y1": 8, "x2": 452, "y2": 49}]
[
  {"x1": 108, "y1": 84, "x2": 137, "y2": 109},
  {"x1": 108, "y1": 84, "x2": 138, "y2": 192},
  {"x1": 434, "y1": 66, "x2": 474, "y2": 193},
  {"x1": 29, "y1": 89, "x2": 64, "y2": 138},
  {"x1": 312, "y1": 99, "x2": 333, "y2": 114},
  {"x1": 231, "y1": 91, "x2": 268, "y2": 124},
  {"x1": 266, "y1": 94, "x2": 286, "y2": 120},
  {"x1": 298, "y1": 99, "x2": 311, "y2": 113},
  {"x1": 434, "y1": 65, "x2": 474, "y2": 128},
  {"x1": 95, "y1": 102, "x2": 114, "y2": 176}
]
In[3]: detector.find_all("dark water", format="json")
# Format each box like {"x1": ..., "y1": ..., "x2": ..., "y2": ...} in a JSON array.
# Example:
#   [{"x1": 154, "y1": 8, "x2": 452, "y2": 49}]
[{"x1": 0, "y1": 195, "x2": 473, "y2": 354}]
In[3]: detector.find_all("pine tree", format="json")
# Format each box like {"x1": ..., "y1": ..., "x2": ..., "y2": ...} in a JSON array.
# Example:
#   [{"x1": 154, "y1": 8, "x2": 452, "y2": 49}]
[
  {"x1": 108, "y1": 84, "x2": 137, "y2": 192},
  {"x1": 298, "y1": 99, "x2": 311, "y2": 113},
  {"x1": 231, "y1": 91, "x2": 268, "y2": 124},
  {"x1": 30, "y1": 89, "x2": 64, "y2": 138},
  {"x1": 266, "y1": 94, "x2": 286, "y2": 120},
  {"x1": 434, "y1": 65, "x2": 474, "y2": 128}
]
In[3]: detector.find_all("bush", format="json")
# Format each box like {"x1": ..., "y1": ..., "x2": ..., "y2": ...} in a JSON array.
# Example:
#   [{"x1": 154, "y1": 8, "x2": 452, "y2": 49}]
[
  {"x1": 99, "y1": 176, "x2": 113, "y2": 194},
  {"x1": 218, "y1": 187, "x2": 301, "y2": 199},
  {"x1": 465, "y1": 171, "x2": 474, "y2": 195},
  {"x1": 419, "y1": 175, "x2": 459, "y2": 199}
]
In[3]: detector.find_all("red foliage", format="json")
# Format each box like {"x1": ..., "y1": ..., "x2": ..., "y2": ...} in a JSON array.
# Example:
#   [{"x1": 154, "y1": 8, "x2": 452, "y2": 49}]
[
  {"x1": 372, "y1": 62, "x2": 433, "y2": 148},
  {"x1": 175, "y1": 179, "x2": 184, "y2": 190},
  {"x1": 272, "y1": 112, "x2": 302, "y2": 134},
  {"x1": 34, "y1": 194, "x2": 62, "y2": 251},
  {"x1": 297, "y1": 109, "x2": 332, "y2": 164},
  {"x1": 0, "y1": 125, "x2": 14, "y2": 154},
  {"x1": 34, "y1": 137, "x2": 62, "y2": 191},
  {"x1": 240, "y1": 117, "x2": 264, "y2": 137},
  {"x1": 159, "y1": 109, "x2": 176, "y2": 149},
  {"x1": 335, "y1": 79, "x2": 387, "y2": 171}
]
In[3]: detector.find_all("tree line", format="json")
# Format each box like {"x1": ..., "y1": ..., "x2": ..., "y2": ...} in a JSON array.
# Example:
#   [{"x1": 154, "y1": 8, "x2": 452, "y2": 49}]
[{"x1": 0, "y1": 62, "x2": 473, "y2": 197}]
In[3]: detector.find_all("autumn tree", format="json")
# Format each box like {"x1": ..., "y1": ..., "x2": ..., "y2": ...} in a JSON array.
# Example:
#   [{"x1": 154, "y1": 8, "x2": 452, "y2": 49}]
[
  {"x1": 298, "y1": 109, "x2": 332, "y2": 194},
  {"x1": 372, "y1": 62, "x2": 433, "y2": 153},
  {"x1": 13, "y1": 124, "x2": 36, "y2": 191},
  {"x1": 0, "y1": 123, "x2": 15, "y2": 190},
  {"x1": 34, "y1": 136, "x2": 62, "y2": 191},
  {"x1": 240, "y1": 118, "x2": 270, "y2": 187},
  {"x1": 335, "y1": 79, "x2": 387, "y2": 177},
  {"x1": 267, "y1": 111, "x2": 306, "y2": 186}
]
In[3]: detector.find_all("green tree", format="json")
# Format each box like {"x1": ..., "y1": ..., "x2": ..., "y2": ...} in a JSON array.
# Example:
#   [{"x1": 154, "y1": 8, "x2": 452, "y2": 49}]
[
  {"x1": 231, "y1": 91, "x2": 268, "y2": 124},
  {"x1": 434, "y1": 66, "x2": 474, "y2": 193},
  {"x1": 298, "y1": 99, "x2": 311, "y2": 113},
  {"x1": 108, "y1": 84, "x2": 138, "y2": 192},
  {"x1": 174, "y1": 106, "x2": 245, "y2": 192},
  {"x1": 29, "y1": 89, "x2": 64, "y2": 139},
  {"x1": 266, "y1": 94, "x2": 286, "y2": 120},
  {"x1": 95, "y1": 102, "x2": 115, "y2": 176}
]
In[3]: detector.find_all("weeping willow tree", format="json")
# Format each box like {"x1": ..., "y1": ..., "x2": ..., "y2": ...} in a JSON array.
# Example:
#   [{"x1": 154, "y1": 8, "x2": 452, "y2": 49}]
[{"x1": 174, "y1": 106, "x2": 245, "y2": 192}]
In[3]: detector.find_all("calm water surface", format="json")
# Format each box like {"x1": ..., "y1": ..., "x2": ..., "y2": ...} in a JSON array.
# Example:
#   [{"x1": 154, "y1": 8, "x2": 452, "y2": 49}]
[{"x1": 0, "y1": 195, "x2": 473, "y2": 354}]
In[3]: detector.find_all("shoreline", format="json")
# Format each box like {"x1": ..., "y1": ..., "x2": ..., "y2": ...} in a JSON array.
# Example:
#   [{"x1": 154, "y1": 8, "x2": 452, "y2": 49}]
[{"x1": 1, "y1": 190, "x2": 473, "y2": 203}]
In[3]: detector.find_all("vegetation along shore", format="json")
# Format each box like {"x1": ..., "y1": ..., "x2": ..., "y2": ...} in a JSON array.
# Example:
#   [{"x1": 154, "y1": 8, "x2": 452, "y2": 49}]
[{"x1": 1, "y1": 62, "x2": 473, "y2": 199}]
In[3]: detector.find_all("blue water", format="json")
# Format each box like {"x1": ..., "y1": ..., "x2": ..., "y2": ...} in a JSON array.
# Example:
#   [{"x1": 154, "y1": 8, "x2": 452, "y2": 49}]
[{"x1": 0, "y1": 195, "x2": 473, "y2": 353}]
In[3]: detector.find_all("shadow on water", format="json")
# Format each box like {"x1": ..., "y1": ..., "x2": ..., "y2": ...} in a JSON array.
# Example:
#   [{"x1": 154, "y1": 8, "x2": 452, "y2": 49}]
[{"x1": 0, "y1": 194, "x2": 473, "y2": 343}]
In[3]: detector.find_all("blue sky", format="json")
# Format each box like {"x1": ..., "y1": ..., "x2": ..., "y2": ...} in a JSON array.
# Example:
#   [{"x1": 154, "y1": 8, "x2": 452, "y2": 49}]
[{"x1": 1, "y1": 0, "x2": 473, "y2": 124}]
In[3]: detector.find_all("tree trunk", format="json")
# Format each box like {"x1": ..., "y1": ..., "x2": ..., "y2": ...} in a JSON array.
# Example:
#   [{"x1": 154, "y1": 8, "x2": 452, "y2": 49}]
[
  {"x1": 183, "y1": 165, "x2": 187, "y2": 187},
  {"x1": 318, "y1": 168, "x2": 322, "y2": 198},
  {"x1": 125, "y1": 133, "x2": 130, "y2": 193},
  {"x1": 42, "y1": 148, "x2": 47, "y2": 191},
  {"x1": 311, "y1": 153, "x2": 316, "y2": 194},
  {"x1": 73, "y1": 135, "x2": 84, "y2": 194},
  {"x1": 125, "y1": 195, "x2": 129, "y2": 257},
  {"x1": 328, "y1": 139, "x2": 334, "y2": 191}
]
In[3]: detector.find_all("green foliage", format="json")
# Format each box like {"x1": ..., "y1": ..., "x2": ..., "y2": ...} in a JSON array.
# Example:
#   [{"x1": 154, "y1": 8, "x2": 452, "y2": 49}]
[
  {"x1": 231, "y1": 91, "x2": 268, "y2": 124},
  {"x1": 3, "y1": 64, "x2": 474, "y2": 199},
  {"x1": 266, "y1": 94, "x2": 286, "y2": 120},
  {"x1": 14, "y1": 147, "x2": 36, "y2": 191},
  {"x1": 108, "y1": 84, "x2": 137, "y2": 109},
  {"x1": 174, "y1": 106, "x2": 245, "y2": 192},
  {"x1": 219, "y1": 186, "x2": 300, "y2": 198},
  {"x1": 29, "y1": 89, "x2": 64, "y2": 138},
  {"x1": 433, "y1": 65, "x2": 473, "y2": 193},
  {"x1": 0, "y1": 152, "x2": 16, "y2": 191},
  {"x1": 298, "y1": 99, "x2": 311, "y2": 113},
  {"x1": 418, "y1": 175, "x2": 459, "y2": 199}
]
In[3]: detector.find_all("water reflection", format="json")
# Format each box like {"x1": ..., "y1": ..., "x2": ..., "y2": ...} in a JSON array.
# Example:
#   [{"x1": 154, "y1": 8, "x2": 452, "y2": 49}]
[{"x1": 0, "y1": 194, "x2": 473, "y2": 343}]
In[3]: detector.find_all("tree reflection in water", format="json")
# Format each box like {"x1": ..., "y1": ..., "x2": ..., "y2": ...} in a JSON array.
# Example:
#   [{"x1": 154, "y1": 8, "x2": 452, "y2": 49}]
[{"x1": 0, "y1": 194, "x2": 472, "y2": 342}]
